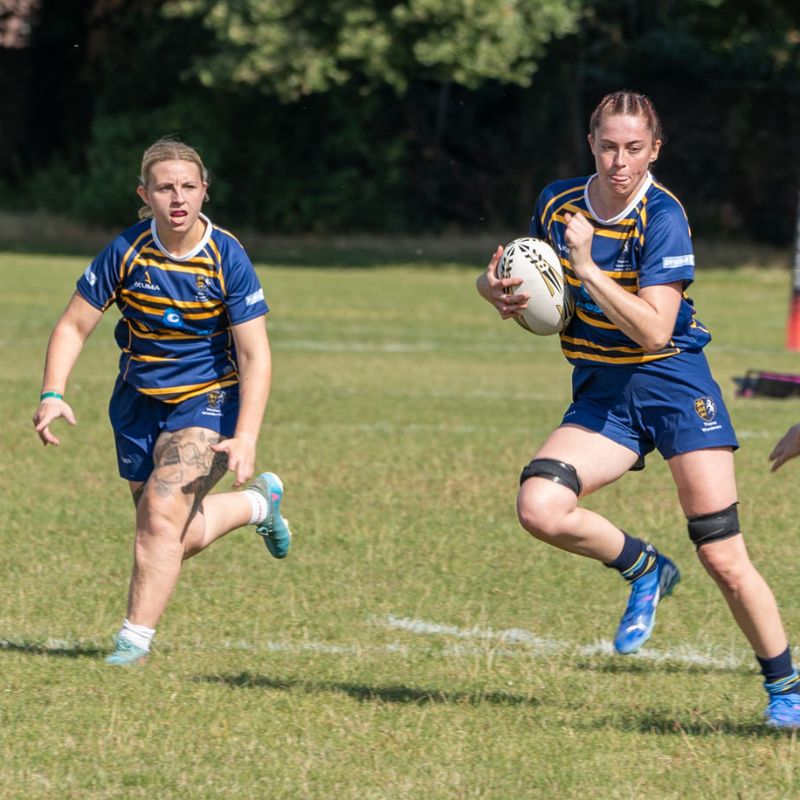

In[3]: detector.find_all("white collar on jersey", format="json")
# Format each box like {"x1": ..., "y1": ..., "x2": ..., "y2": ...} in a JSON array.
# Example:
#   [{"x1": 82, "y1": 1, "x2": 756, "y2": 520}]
[
  {"x1": 584, "y1": 171, "x2": 653, "y2": 225},
  {"x1": 150, "y1": 212, "x2": 213, "y2": 261}
]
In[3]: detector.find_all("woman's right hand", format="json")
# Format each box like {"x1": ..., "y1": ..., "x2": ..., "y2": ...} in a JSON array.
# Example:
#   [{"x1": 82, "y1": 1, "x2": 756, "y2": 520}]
[
  {"x1": 476, "y1": 245, "x2": 529, "y2": 320},
  {"x1": 33, "y1": 398, "x2": 77, "y2": 446}
]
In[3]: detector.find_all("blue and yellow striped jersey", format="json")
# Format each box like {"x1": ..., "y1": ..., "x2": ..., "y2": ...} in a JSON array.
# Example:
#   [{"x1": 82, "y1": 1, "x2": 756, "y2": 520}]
[
  {"x1": 529, "y1": 173, "x2": 711, "y2": 367},
  {"x1": 76, "y1": 214, "x2": 268, "y2": 403}
]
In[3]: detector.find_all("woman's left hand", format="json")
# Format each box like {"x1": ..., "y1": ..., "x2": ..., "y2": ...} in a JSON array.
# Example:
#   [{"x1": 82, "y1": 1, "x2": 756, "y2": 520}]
[{"x1": 211, "y1": 434, "x2": 257, "y2": 488}]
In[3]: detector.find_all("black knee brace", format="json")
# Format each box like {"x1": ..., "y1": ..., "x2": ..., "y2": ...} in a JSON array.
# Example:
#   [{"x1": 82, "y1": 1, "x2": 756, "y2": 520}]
[
  {"x1": 519, "y1": 458, "x2": 582, "y2": 496},
  {"x1": 687, "y1": 502, "x2": 740, "y2": 548}
]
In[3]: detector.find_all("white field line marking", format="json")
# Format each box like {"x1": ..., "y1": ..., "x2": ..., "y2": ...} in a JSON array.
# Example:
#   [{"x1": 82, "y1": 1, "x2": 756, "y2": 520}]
[
  {"x1": 736, "y1": 430, "x2": 778, "y2": 439},
  {"x1": 378, "y1": 615, "x2": 750, "y2": 670},
  {"x1": 1, "y1": 617, "x2": 752, "y2": 670}
]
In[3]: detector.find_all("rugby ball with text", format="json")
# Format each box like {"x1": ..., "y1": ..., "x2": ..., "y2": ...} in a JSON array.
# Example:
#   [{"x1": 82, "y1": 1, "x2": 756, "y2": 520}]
[{"x1": 496, "y1": 237, "x2": 574, "y2": 335}]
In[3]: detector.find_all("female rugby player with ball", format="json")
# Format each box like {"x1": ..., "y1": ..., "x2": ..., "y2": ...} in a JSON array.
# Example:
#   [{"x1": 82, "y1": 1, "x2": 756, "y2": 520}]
[
  {"x1": 477, "y1": 90, "x2": 800, "y2": 728},
  {"x1": 33, "y1": 138, "x2": 291, "y2": 665}
]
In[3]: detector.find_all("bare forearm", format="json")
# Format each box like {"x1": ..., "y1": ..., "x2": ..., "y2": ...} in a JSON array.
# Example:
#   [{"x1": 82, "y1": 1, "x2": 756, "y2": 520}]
[
  {"x1": 234, "y1": 350, "x2": 271, "y2": 439},
  {"x1": 579, "y1": 267, "x2": 673, "y2": 351},
  {"x1": 41, "y1": 319, "x2": 91, "y2": 394}
]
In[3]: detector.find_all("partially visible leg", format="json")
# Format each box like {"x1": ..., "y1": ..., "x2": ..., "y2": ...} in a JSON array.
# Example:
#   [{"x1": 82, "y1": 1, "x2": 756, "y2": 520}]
[
  {"x1": 517, "y1": 425, "x2": 679, "y2": 654},
  {"x1": 108, "y1": 427, "x2": 255, "y2": 665},
  {"x1": 180, "y1": 472, "x2": 290, "y2": 560},
  {"x1": 126, "y1": 427, "x2": 242, "y2": 628},
  {"x1": 696, "y1": 536, "x2": 787, "y2": 657},
  {"x1": 669, "y1": 448, "x2": 800, "y2": 727},
  {"x1": 668, "y1": 448, "x2": 787, "y2": 658},
  {"x1": 516, "y1": 425, "x2": 638, "y2": 561}
]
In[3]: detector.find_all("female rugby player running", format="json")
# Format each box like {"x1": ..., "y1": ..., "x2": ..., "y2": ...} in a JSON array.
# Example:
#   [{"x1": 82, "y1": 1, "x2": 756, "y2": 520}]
[
  {"x1": 33, "y1": 138, "x2": 291, "y2": 665},
  {"x1": 477, "y1": 90, "x2": 800, "y2": 728}
]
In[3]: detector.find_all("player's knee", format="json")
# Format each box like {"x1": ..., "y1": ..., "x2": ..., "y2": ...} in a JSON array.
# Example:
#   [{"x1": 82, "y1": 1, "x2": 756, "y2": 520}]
[
  {"x1": 519, "y1": 458, "x2": 582, "y2": 495},
  {"x1": 516, "y1": 495, "x2": 562, "y2": 540},
  {"x1": 517, "y1": 459, "x2": 580, "y2": 538},
  {"x1": 687, "y1": 502, "x2": 740, "y2": 549},
  {"x1": 135, "y1": 493, "x2": 186, "y2": 540},
  {"x1": 697, "y1": 542, "x2": 749, "y2": 594}
]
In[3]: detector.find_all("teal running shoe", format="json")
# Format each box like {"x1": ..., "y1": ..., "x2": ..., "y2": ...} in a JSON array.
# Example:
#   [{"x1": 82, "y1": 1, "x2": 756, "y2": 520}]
[
  {"x1": 614, "y1": 553, "x2": 680, "y2": 655},
  {"x1": 250, "y1": 472, "x2": 292, "y2": 559},
  {"x1": 105, "y1": 637, "x2": 148, "y2": 666}
]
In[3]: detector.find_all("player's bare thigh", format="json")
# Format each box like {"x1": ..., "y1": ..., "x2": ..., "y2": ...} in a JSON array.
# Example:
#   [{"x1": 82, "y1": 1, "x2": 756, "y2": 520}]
[
  {"x1": 129, "y1": 427, "x2": 229, "y2": 526},
  {"x1": 667, "y1": 446, "x2": 737, "y2": 516},
  {"x1": 532, "y1": 423, "x2": 641, "y2": 497}
]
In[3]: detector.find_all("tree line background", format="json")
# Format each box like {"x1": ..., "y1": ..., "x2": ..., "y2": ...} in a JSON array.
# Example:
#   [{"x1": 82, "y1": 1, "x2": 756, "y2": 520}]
[{"x1": 1, "y1": 0, "x2": 799, "y2": 245}]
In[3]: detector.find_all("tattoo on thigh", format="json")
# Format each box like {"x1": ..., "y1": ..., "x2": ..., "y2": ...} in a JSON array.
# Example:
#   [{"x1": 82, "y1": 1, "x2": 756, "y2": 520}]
[
  {"x1": 161, "y1": 444, "x2": 181, "y2": 467},
  {"x1": 151, "y1": 428, "x2": 228, "y2": 497},
  {"x1": 148, "y1": 428, "x2": 230, "y2": 534}
]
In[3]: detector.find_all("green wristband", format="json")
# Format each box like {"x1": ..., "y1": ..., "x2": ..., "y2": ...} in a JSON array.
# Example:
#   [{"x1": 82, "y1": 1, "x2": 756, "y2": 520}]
[{"x1": 40, "y1": 391, "x2": 63, "y2": 401}]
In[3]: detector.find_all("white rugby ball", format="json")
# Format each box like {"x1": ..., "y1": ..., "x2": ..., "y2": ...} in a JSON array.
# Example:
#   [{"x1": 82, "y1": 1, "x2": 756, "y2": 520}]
[{"x1": 496, "y1": 237, "x2": 574, "y2": 335}]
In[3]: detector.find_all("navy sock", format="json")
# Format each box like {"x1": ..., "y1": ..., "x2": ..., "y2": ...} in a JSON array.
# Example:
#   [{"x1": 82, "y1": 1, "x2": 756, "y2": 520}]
[
  {"x1": 604, "y1": 533, "x2": 656, "y2": 582},
  {"x1": 758, "y1": 647, "x2": 800, "y2": 693}
]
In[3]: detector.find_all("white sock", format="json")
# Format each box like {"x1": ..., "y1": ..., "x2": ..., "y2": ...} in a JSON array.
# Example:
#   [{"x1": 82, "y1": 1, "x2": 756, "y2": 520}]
[
  {"x1": 119, "y1": 618, "x2": 156, "y2": 651},
  {"x1": 244, "y1": 488, "x2": 269, "y2": 525}
]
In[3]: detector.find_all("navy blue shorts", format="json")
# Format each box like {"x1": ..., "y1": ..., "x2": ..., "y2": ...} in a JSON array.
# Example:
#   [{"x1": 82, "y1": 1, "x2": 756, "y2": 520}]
[
  {"x1": 561, "y1": 350, "x2": 739, "y2": 460},
  {"x1": 108, "y1": 377, "x2": 240, "y2": 481}
]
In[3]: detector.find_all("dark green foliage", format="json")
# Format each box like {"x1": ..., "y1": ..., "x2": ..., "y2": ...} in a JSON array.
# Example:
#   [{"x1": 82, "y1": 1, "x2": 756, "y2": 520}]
[{"x1": 2, "y1": 0, "x2": 800, "y2": 242}]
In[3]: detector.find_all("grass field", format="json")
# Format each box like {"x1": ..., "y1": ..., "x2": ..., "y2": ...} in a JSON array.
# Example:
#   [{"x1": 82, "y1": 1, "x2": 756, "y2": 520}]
[{"x1": 3, "y1": 248, "x2": 800, "y2": 798}]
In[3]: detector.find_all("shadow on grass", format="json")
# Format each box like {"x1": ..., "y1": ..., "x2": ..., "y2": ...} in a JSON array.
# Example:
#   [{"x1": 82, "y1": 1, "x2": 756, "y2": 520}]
[
  {"x1": 0, "y1": 638, "x2": 105, "y2": 659},
  {"x1": 199, "y1": 672, "x2": 540, "y2": 707},
  {"x1": 589, "y1": 708, "x2": 787, "y2": 739},
  {"x1": 574, "y1": 658, "x2": 749, "y2": 677}
]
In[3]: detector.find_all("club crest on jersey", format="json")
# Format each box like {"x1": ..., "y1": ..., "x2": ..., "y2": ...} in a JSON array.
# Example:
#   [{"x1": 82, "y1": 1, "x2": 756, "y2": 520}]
[
  {"x1": 195, "y1": 274, "x2": 210, "y2": 301},
  {"x1": 694, "y1": 396, "x2": 716, "y2": 422},
  {"x1": 202, "y1": 389, "x2": 228, "y2": 417},
  {"x1": 207, "y1": 390, "x2": 227, "y2": 408}
]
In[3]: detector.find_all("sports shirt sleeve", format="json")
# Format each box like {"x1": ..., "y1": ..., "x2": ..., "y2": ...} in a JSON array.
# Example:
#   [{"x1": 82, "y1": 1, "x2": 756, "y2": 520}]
[
  {"x1": 528, "y1": 190, "x2": 550, "y2": 241},
  {"x1": 638, "y1": 203, "x2": 695, "y2": 289},
  {"x1": 221, "y1": 241, "x2": 269, "y2": 324},
  {"x1": 75, "y1": 241, "x2": 122, "y2": 311}
]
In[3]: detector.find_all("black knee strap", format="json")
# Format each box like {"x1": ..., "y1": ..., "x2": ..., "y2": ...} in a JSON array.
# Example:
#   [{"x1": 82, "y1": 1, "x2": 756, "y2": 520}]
[
  {"x1": 519, "y1": 458, "x2": 582, "y2": 496},
  {"x1": 687, "y1": 502, "x2": 740, "y2": 548}
]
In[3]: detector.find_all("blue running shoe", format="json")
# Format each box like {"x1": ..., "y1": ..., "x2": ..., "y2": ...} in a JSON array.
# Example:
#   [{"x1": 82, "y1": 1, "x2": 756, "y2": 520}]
[
  {"x1": 765, "y1": 694, "x2": 800, "y2": 728},
  {"x1": 105, "y1": 636, "x2": 148, "y2": 666},
  {"x1": 765, "y1": 672, "x2": 800, "y2": 728},
  {"x1": 250, "y1": 472, "x2": 292, "y2": 559},
  {"x1": 614, "y1": 553, "x2": 680, "y2": 655}
]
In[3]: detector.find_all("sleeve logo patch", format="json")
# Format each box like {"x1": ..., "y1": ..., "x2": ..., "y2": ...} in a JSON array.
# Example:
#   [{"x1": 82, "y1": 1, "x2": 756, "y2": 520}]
[
  {"x1": 83, "y1": 266, "x2": 97, "y2": 286},
  {"x1": 662, "y1": 254, "x2": 695, "y2": 269},
  {"x1": 246, "y1": 288, "x2": 264, "y2": 306}
]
